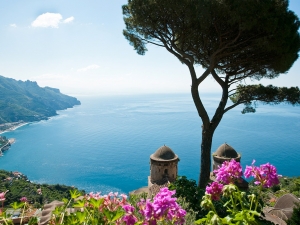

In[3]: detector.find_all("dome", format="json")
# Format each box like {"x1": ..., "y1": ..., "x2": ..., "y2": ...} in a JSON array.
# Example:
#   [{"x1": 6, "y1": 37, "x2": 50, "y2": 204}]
[
  {"x1": 150, "y1": 145, "x2": 178, "y2": 161},
  {"x1": 214, "y1": 143, "x2": 238, "y2": 158}
]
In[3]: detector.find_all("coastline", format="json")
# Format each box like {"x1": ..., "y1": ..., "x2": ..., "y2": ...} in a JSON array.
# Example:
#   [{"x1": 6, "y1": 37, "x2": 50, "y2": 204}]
[
  {"x1": 0, "y1": 122, "x2": 28, "y2": 135},
  {"x1": 9, "y1": 138, "x2": 16, "y2": 144},
  {"x1": 0, "y1": 122, "x2": 26, "y2": 155}
]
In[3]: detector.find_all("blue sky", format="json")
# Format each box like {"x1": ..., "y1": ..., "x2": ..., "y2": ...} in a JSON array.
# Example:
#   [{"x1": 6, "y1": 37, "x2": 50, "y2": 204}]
[{"x1": 0, "y1": 0, "x2": 299, "y2": 97}]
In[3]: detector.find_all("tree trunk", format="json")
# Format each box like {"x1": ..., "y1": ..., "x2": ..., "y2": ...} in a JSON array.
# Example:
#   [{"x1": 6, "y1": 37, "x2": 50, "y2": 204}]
[
  {"x1": 198, "y1": 129, "x2": 214, "y2": 188},
  {"x1": 188, "y1": 65, "x2": 228, "y2": 189},
  {"x1": 192, "y1": 86, "x2": 228, "y2": 188}
]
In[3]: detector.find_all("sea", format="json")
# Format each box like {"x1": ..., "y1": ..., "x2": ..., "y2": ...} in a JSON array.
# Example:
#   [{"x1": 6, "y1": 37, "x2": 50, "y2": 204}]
[{"x1": 0, "y1": 93, "x2": 299, "y2": 194}]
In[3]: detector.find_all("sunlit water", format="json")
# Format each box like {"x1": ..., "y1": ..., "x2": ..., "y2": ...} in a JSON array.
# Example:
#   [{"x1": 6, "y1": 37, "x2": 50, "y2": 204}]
[{"x1": 1, "y1": 93, "x2": 299, "y2": 194}]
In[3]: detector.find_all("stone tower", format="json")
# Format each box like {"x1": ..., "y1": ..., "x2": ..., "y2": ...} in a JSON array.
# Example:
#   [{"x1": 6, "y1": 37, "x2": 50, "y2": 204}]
[
  {"x1": 212, "y1": 143, "x2": 248, "y2": 189},
  {"x1": 212, "y1": 143, "x2": 241, "y2": 171},
  {"x1": 148, "y1": 145, "x2": 179, "y2": 186}
]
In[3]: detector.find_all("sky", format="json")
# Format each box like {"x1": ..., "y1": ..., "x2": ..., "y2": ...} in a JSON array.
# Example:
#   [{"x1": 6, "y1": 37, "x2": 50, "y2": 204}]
[{"x1": 0, "y1": 0, "x2": 300, "y2": 97}]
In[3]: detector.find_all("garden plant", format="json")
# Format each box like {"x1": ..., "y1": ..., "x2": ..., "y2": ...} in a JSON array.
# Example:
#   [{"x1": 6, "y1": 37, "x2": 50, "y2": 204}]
[
  {"x1": 196, "y1": 160, "x2": 280, "y2": 225},
  {"x1": 0, "y1": 160, "x2": 294, "y2": 225}
]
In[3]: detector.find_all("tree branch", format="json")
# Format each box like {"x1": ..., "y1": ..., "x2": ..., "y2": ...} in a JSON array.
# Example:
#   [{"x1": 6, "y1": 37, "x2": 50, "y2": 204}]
[
  {"x1": 224, "y1": 101, "x2": 246, "y2": 113},
  {"x1": 211, "y1": 69, "x2": 225, "y2": 88}
]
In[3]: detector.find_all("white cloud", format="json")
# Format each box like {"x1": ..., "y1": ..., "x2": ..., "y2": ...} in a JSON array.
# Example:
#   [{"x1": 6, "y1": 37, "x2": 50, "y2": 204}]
[
  {"x1": 10, "y1": 24, "x2": 17, "y2": 28},
  {"x1": 31, "y1": 13, "x2": 74, "y2": 28},
  {"x1": 63, "y1": 16, "x2": 74, "y2": 23},
  {"x1": 77, "y1": 64, "x2": 100, "y2": 72}
]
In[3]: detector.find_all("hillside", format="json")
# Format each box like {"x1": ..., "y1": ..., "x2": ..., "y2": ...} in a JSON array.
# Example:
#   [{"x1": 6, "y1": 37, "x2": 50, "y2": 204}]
[
  {"x1": 0, "y1": 75, "x2": 80, "y2": 123},
  {"x1": 0, "y1": 170, "x2": 85, "y2": 208}
]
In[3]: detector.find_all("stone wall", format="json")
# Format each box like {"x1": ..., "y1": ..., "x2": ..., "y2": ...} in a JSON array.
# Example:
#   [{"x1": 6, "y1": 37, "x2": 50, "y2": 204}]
[{"x1": 150, "y1": 159, "x2": 178, "y2": 184}]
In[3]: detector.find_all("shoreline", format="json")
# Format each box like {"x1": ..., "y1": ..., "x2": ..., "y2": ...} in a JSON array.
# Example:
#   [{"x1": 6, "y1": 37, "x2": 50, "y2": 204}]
[
  {"x1": 0, "y1": 122, "x2": 29, "y2": 135},
  {"x1": 9, "y1": 138, "x2": 16, "y2": 144}
]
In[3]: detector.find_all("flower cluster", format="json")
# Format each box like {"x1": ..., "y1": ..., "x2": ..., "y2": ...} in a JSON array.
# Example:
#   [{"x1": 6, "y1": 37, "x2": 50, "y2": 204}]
[
  {"x1": 138, "y1": 187, "x2": 186, "y2": 225},
  {"x1": 69, "y1": 187, "x2": 186, "y2": 225},
  {"x1": 87, "y1": 191, "x2": 102, "y2": 200},
  {"x1": 244, "y1": 160, "x2": 280, "y2": 188},
  {"x1": 198, "y1": 160, "x2": 281, "y2": 224},
  {"x1": 0, "y1": 191, "x2": 7, "y2": 202},
  {"x1": 0, "y1": 191, "x2": 8, "y2": 212},
  {"x1": 207, "y1": 159, "x2": 280, "y2": 201},
  {"x1": 102, "y1": 192, "x2": 127, "y2": 211},
  {"x1": 20, "y1": 197, "x2": 28, "y2": 202},
  {"x1": 122, "y1": 204, "x2": 138, "y2": 225},
  {"x1": 84, "y1": 191, "x2": 129, "y2": 224},
  {"x1": 214, "y1": 159, "x2": 243, "y2": 184},
  {"x1": 205, "y1": 181, "x2": 223, "y2": 201}
]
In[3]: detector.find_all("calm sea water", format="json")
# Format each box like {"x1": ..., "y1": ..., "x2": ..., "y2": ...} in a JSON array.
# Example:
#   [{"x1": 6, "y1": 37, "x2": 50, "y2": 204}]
[{"x1": 1, "y1": 93, "x2": 300, "y2": 194}]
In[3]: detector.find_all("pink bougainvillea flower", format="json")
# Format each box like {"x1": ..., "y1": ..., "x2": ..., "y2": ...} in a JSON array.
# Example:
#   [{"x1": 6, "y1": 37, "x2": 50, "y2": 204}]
[
  {"x1": 138, "y1": 187, "x2": 186, "y2": 224},
  {"x1": 244, "y1": 160, "x2": 280, "y2": 188},
  {"x1": 214, "y1": 159, "x2": 243, "y2": 184},
  {"x1": 205, "y1": 182, "x2": 224, "y2": 201},
  {"x1": 122, "y1": 204, "x2": 138, "y2": 225}
]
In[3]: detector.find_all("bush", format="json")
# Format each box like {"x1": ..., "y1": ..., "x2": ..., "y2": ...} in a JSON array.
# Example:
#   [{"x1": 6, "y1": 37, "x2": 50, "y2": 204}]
[
  {"x1": 169, "y1": 176, "x2": 206, "y2": 219},
  {"x1": 287, "y1": 203, "x2": 300, "y2": 225}
]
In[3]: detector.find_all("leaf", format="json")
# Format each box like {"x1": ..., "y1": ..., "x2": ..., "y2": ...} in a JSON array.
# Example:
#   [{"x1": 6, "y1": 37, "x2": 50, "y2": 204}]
[
  {"x1": 73, "y1": 200, "x2": 85, "y2": 208},
  {"x1": 62, "y1": 198, "x2": 69, "y2": 204},
  {"x1": 52, "y1": 206, "x2": 63, "y2": 216},
  {"x1": 89, "y1": 198, "x2": 104, "y2": 209},
  {"x1": 10, "y1": 201, "x2": 24, "y2": 209},
  {"x1": 111, "y1": 210, "x2": 124, "y2": 222},
  {"x1": 195, "y1": 217, "x2": 208, "y2": 224},
  {"x1": 222, "y1": 215, "x2": 233, "y2": 224},
  {"x1": 103, "y1": 208, "x2": 113, "y2": 221},
  {"x1": 70, "y1": 189, "x2": 81, "y2": 199},
  {"x1": 248, "y1": 210, "x2": 261, "y2": 217},
  {"x1": 75, "y1": 211, "x2": 87, "y2": 223}
]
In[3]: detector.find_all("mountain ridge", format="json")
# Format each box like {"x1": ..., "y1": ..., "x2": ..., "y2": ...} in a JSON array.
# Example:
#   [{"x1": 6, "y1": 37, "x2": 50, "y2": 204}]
[{"x1": 0, "y1": 75, "x2": 81, "y2": 124}]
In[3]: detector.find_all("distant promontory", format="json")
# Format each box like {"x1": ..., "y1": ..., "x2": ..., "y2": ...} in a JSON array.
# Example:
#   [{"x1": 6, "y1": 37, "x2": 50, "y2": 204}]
[{"x1": 0, "y1": 75, "x2": 81, "y2": 125}]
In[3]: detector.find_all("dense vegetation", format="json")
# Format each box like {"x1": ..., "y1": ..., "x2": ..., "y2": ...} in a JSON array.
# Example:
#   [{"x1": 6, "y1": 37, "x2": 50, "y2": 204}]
[
  {"x1": 0, "y1": 75, "x2": 80, "y2": 124},
  {"x1": 0, "y1": 136, "x2": 9, "y2": 150},
  {"x1": 0, "y1": 170, "x2": 85, "y2": 208},
  {"x1": 1, "y1": 168, "x2": 300, "y2": 224},
  {"x1": 169, "y1": 175, "x2": 300, "y2": 224}
]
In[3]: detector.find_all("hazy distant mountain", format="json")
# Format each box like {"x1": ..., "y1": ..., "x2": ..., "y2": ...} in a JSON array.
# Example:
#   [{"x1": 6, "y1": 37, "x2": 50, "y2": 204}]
[{"x1": 0, "y1": 75, "x2": 81, "y2": 124}]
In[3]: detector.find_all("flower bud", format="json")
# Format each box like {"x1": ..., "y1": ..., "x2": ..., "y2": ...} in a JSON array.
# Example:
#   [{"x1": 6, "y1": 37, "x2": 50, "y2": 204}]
[
  {"x1": 211, "y1": 214, "x2": 221, "y2": 225},
  {"x1": 222, "y1": 184, "x2": 237, "y2": 197}
]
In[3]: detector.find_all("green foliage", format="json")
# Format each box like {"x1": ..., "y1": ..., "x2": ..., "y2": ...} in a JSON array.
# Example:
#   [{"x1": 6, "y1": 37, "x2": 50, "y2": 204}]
[
  {"x1": 169, "y1": 176, "x2": 206, "y2": 219},
  {"x1": 0, "y1": 170, "x2": 85, "y2": 208},
  {"x1": 279, "y1": 177, "x2": 300, "y2": 197},
  {"x1": 196, "y1": 184, "x2": 261, "y2": 225},
  {"x1": 44, "y1": 192, "x2": 125, "y2": 225},
  {"x1": 230, "y1": 85, "x2": 300, "y2": 114},
  {"x1": 42, "y1": 188, "x2": 187, "y2": 225},
  {"x1": 0, "y1": 75, "x2": 80, "y2": 124},
  {"x1": 123, "y1": 0, "x2": 300, "y2": 76},
  {"x1": 169, "y1": 176, "x2": 229, "y2": 219},
  {"x1": 249, "y1": 176, "x2": 300, "y2": 207},
  {"x1": 196, "y1": 183, "x2": 277, "y2": 225},
  {"x1": 287, "y1": 203, "x2": 300, "y2": 225},
  {"x1": 176, "y1": 198, "x2": 198, "y2": 225},
  {"x1": 28, "y1": 216, "x2": 39, "y2": 225}
]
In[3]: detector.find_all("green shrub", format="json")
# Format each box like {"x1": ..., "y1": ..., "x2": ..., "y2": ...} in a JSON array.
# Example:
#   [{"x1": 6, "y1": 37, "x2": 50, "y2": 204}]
[
  {"x1": 169, "y1": 176, "x2": 206, "y2": 219},
  {"x1": 287, "y1": 203, "x2": 300, "y2": 225}
]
